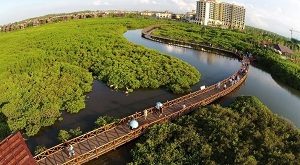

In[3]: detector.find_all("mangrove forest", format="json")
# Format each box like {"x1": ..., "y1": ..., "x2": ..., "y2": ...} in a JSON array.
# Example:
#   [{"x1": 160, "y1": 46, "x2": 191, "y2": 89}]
[
  {"x1": 130, "y1": 96, "x2": 300, "y2": 165},
  {"x1": 0, "y1": 17, "x2": 200, "y2": 138}
]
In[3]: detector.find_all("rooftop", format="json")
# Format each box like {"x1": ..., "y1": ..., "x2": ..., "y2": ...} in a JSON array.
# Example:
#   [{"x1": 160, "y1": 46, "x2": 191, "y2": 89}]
[
  {"x1": 0, "y1": 132, "x2": 36, "y2": 165},
  {"x1": 274, "y1": 44, "x2": 294, "y2": 54}
]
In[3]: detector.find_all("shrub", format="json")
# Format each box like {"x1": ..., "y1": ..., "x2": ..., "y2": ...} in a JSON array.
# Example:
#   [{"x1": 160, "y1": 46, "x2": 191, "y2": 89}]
[
  {"x1": 57, "y1": 130, "x2": 71, "y2": 142},
  {"x1": 34, "y1": 145, "x2": 47, "y2": 155},
  {"x1": 95, "y1": 116, "x2": 119, "y2": 127},
  {"x1": 69, "y1": 127, "x2": 82, "y2": 137}
]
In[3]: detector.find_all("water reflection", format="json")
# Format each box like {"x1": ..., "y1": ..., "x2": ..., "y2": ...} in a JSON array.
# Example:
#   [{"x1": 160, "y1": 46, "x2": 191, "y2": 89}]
[
  {"x1": 28, "y1": 29, "x2": 300, "y2": 165},
  {"x1": 125, "y1": 29, "x2": 300, "y2": 129},
  {"x1": 87, "y1": 29, "x2": 300, "y2": 164}
]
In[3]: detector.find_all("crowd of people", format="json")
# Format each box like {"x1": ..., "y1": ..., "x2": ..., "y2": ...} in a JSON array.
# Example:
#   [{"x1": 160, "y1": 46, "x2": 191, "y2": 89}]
[
  {"x1": 216, "y1": 57, "x2": 250, "y2": 91},
  {"x1": 239, "y1": 59, "x2": 249, "y2": 76}
]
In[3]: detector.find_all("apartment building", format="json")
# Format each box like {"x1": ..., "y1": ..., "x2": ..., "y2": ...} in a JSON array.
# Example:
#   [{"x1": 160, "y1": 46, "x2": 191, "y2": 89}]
[
  {"x1": 196, "y1": 0, "x2": 246, "y2": 30},
  {"x1": 184, "y1": 10, "x2": 197, "y2": 22}
]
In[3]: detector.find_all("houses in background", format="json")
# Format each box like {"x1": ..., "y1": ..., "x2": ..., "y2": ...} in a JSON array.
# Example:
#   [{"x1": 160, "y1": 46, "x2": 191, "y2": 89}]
[
  {"x1": 261, "y1": 41, "x2": 295, "y2": 58},
  {"x1": 0, "y1": 2, "x2": 246, "y2": 33},
  {"x1": 139, "y1": 0, "x2": 246, "y2": 30},
  {"x1": 0, "y1": 10, "x2": 187, "y2": 32},
  {"x1": 273, "y1": 44, "x2": 294, "y2": 56},
  {"x1": 155, "y1": 11, "x2": 172, "y2": 19},
  {"x1": 140, "y1": 11, "x2": 184, "y2": 20}
]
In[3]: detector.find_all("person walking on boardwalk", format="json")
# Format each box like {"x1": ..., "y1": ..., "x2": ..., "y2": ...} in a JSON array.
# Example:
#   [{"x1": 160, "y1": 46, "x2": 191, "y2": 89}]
[
  {"x1": 223, "y1": 84, "x2": 227, "y2": 90},
  {"x1": 159, "y1": 107, "x2": 163, "y2": 117},
  {"x1": 143, "y1": 109, "x2": 148, "y2": 120},
  {"x1": 155, "y1": 102, "x2": 163, "y2": 117},
  {"x1": 158, "y1": 105, "x2": 165, "y2": 117},
  {"x1": 217, "y1": 82, "x2": 221, "y2": 89},
  {"x1": 68, "y1": 144, "x2": 75, "y2": 158}
]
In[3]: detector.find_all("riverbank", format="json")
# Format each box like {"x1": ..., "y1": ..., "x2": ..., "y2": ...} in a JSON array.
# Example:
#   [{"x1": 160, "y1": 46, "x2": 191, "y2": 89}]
[
  {"x1": 33, "y1": 28, "x2": 250, "y2": 164},
  {"x1": 84, "y1": 29, "x2": 300, "y2": 164},
  {"x1": 130, "y1": 96, "x2": 300, "y2": 164},
  {"x1": 142, "y1": 25, "x2": 246, "y2": 60},
  {"x1": 151, "y1": 23, "x2": 300, "y2": 91}
]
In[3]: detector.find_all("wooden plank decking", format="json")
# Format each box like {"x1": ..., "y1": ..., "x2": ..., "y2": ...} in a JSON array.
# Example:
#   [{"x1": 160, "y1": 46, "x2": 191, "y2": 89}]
[{"x1": 35, "y1": 70, "x2": 248, "y2": 165}]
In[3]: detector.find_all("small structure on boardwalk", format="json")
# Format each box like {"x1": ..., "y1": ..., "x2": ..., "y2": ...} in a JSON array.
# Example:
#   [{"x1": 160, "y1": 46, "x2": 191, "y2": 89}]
[
  {"x1": 200, "y1": 85, "x2": 206, "y2": 90},
  {"x1": 0, "y1": 132, "x2": 37, "y2": 165},
  {"x1": 155, "y1": 102, "x2": 163, "y2": 109},
  {"x1": 129, "y1": 119, "x2": 139, "y2": 129}
]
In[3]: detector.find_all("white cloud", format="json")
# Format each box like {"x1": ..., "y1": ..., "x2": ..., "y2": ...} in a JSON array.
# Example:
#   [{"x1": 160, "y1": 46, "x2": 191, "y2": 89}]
[
  {"x1": 140, "y1": 0, "x2": 150, "y2": 3},
  {"x1": 227, "y1": 0, "x2": 300, "y2": 37},
  {"x1": 139, "y1": 0, "x2": 158, "y2": 5},
  {"x1": 93, "y1": 0, "x2": 110, "y2": 6},
  {"x1": 171, "y1": 0, "x2": 195, "y2": 11}
]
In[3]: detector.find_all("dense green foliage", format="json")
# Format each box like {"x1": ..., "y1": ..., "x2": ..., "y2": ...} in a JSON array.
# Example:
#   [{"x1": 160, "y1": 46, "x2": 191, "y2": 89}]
[
  {"x1": 131, "y1": 96, "x2": 300, "y2": 165},
  {"x1": 57, "y1": 127, "x2": 83, "y2": 142},
  {"x1": 69, "y1": 127, "x2": 82, "y2": 137},
  {"x1": 153, "y1": 23, "x2": 300, "y2": 90},
  {"x1": 34, "y1": 145, "x2": 47, "y2": 155},
  {"x1": 56, "y1": 116, "x2": 117, "y2": 143},
  {"x1": 55, "y1": 116, "x2": 118, "y2": 143},
  {"x1": 94, "y1": 115, "x2": 119, "y2": 127},
  {"x1": 57, "y1": 130, "x2": 71, "y2": 142},
  {"x1": 0, "y1": 17, "x2": 200, "y2": 137}
]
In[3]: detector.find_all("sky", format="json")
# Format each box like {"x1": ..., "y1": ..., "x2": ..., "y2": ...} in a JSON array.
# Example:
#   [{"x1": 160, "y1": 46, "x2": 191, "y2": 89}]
[{"x1": 0, "y1": 0, "x2": 300, "y2": 38}]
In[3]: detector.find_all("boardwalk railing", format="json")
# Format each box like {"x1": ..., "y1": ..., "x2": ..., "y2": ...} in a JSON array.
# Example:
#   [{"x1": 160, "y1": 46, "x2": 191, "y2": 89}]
[{"x1": 34, "y1": 25, "x2": 250, "y2": 165}]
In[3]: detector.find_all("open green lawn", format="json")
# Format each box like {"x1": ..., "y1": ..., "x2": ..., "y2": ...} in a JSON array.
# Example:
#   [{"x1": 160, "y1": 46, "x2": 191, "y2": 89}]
[{"x1": 0, "y1": 17, "x2": 200, "y2": 138}]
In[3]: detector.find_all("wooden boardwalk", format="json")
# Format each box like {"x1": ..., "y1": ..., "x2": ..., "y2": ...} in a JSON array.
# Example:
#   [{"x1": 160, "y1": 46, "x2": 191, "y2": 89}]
[{"x1": 34, "y1": 27, "x2": 250, "y2": 165}]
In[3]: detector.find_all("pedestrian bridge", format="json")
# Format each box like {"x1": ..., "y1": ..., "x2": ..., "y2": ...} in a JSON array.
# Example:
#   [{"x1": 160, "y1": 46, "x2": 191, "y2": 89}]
[{"x1": 33, "y1": 26, "x2": 250, "y2": 165}]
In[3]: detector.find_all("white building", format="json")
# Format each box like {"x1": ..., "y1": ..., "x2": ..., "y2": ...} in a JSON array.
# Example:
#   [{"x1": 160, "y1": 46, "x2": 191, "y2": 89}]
[
  {"x1": 184, "y1": 10, "x2": 196, "y2": 22},
  {"x1": 196, "y1": 0, "x2": 212, "y2": 25},
  {"x1": 140, "y1": 11, "x2": 156, "y2": 17},
  {"x1": 196, "y1": 0, "x2": 246, "y2": 29},
  {"x1": 155, "y1": 11, "x2": 172, "y2": 19}
]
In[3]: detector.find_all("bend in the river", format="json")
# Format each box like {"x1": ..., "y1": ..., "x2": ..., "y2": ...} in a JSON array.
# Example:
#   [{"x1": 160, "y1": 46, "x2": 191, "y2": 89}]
[{"x1": 33, "y1": 26, "x2": 251, "y2": 165}]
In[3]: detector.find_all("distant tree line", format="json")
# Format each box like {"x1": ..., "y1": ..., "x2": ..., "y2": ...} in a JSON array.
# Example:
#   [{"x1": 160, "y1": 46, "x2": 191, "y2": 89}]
[{"x1": 0, "y1": 11, "x2": 139, "y2": 32}]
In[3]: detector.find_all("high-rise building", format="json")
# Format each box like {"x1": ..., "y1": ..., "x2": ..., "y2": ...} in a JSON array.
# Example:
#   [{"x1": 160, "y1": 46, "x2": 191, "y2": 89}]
[
  {"x1": 196, "y1": 0, "x2": 246, "y2": 30},
  {"x1": 196, "y1": 0, "x2": 211, "y2": 26}
]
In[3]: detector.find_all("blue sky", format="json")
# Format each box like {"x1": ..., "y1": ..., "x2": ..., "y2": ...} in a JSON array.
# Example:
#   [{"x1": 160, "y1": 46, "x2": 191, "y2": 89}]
[{"x1": 1, "y1": 0, "x2": 300, "y2": 38}]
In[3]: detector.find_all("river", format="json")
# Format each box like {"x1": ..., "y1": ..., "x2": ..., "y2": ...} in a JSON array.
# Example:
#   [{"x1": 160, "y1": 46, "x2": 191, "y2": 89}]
[{"x1": 27, "y1": 29, "x2": 300, "y2": 164}]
